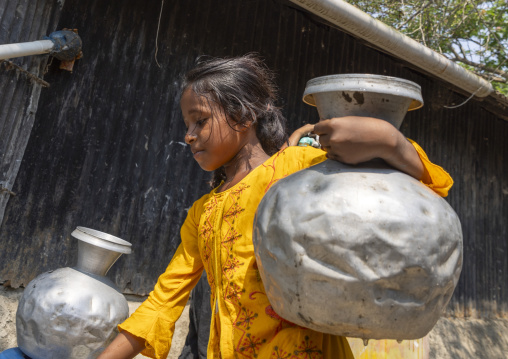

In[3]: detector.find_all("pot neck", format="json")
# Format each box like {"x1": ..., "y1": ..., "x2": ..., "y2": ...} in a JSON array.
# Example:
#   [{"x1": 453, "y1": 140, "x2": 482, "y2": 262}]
[
  {"x1": 76, "y1": 240, "x2": 123, "y2": 277},
  {"x1": 71, "y1": 227, "x2": 132, "y2": 277}
]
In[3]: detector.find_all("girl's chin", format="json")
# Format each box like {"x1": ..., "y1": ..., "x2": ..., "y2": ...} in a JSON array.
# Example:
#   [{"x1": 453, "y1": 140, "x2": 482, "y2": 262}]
[{"x1": 195, "y1": 160, "x2": 219, "y2": 172}]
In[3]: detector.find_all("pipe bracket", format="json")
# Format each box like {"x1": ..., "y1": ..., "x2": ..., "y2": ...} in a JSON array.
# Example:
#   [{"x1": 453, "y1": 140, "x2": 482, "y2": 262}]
[{"x1": 44, "y1": 30, "x2": 83, "y2": 62}]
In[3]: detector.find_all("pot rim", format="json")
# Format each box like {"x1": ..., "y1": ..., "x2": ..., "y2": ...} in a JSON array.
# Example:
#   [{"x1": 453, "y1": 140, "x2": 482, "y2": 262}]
[
  {"x1": 302, "y1": 74, "x2": 423, "y2": 111},
  {"x1": 72, "y1": 226, "x2": 132, "y2": 254}
]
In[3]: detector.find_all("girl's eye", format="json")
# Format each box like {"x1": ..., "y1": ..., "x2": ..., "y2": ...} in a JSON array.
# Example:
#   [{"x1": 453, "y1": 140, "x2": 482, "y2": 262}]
[
  {"x1": 184, "y1": 118, "x2": 208, "y2": 135},
  {"x1": 196, "y1": 118, "x2": 208, "y2": 127}
]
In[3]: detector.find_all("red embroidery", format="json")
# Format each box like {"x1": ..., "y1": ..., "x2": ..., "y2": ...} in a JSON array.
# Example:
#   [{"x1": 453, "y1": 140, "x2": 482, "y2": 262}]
[
  {"x1": 293, "y1": 336, "x2": 322, "y2": 359},
  {"x1": 262, "y1": 151, "x2": 285, "y2": 193},
  {"x1": 230, "y1": 184, "x2": 250, "y2": 197},
  {"x1": 200, "y1": 196, "x2": 218, "y2": 289},
  {"x1": 270, "y1": 346, "x2": 292, "y2": 359},
  {"x1": 224, "y1": 201, "x2": 245, "y2": 219},
  {"x1": 223, "y1": 257, "x2": 241, "y2": 277},
  {"x1": 248, "y1": 291, "x2": 264, "y2": 300},
  {"x1": 220, "y1": 185, "x2": 248, "y2": 288},
  {"x1": 222, "y1": 229, "x2": 242, "y2": 246},
  {"x1": 236, "y1": 306, "x2": 259, "y2": 329},
  {"x1": 238, "y1": 333, "x2": 266, "y2": 358},
  {"x1": 225, "y1": 282, "x2": 245, "y2": 305}
]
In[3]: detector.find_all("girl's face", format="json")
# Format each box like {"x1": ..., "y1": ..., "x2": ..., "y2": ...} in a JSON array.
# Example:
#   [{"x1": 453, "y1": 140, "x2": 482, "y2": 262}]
[{"x1": 181, "y1": 88, "x2": 251, "y2": 171}]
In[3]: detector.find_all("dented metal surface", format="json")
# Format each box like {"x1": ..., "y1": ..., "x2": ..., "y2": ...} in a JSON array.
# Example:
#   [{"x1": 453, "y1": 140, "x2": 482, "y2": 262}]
[{"x1": 254, "y1": 159, "x2": 463, "y2": 339}]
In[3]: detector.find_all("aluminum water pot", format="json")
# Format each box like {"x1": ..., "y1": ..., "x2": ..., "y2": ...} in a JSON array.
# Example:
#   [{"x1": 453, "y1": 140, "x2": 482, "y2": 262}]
[
  {"x1": 253, "y1": 74, "x2": 463, "y2": 341},
  {"x1": 16, "y1": 227, "x2": 132, "y2": 359}
]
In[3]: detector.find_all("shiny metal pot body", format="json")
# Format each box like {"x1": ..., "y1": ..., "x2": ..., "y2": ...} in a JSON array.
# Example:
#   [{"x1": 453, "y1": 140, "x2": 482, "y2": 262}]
[
  {"x1": 253, "y1": 160, "x2": 462, "y2": 340},
  {"x1": 16, "y1": 227, "x2": 131, "y2": 359}
]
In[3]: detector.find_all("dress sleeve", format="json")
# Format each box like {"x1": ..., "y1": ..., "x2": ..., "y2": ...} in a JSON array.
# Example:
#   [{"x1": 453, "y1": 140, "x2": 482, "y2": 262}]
[
  {"x1": 408, "y1": 139, "x2": 454, "y2": 197},
  {"x1": 118, "y1": 200, "x2": 205, "y2": 359},
  {"x1": 283, "y1": 145, "x2": 327, "y2": 170}
]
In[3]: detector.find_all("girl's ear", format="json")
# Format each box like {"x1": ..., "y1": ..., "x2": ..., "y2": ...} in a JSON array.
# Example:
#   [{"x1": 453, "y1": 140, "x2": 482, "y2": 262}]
[
  {"x1": 237, "y1": 119, "x2": 255, "y2": 129},
  {"x1": 234, "y1": 120, "x2": 256, "y2": 134}
]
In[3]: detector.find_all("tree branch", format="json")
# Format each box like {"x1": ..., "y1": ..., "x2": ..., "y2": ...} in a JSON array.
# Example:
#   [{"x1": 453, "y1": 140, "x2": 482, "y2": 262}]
[
  {"x1": 450, "y1": 48, "x2": 508, "y2": 81},
  {"x1": 396, "y1": 0, "x2": 432, "y2": 30}
]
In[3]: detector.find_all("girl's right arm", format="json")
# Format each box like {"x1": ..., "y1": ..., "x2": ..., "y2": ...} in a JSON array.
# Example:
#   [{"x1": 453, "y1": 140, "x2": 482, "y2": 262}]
[
  {"x1": 279, "y1": 123, "x2": 315, "y2": 150},
  {"x1": 97, "y1": 331, "x2": 145, "y2": 359},
  {"x1": 287, "y1": 123, "x2": 315, "y2": 147},
  {"x1": 97, "y1": 196, "x2": 207, "y2": 358}
]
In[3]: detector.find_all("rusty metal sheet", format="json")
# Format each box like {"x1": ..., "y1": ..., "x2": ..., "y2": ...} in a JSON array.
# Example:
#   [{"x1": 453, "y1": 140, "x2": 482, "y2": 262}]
[{"x1": 0, "y1": 0, "x2": 63, "y2": 223}]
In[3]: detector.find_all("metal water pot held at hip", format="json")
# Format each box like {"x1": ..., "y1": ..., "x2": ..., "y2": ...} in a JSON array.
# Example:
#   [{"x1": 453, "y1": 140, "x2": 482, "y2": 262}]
[
  {"x1": 253, "y1": 74, "x2": 463, "y2": 341},
  {"x1": 16, "y1": 227, "x2": 132, "y2": 359}
]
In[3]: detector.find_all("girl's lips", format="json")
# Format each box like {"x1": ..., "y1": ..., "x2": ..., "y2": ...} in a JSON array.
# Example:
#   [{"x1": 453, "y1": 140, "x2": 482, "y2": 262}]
[{"x1": 193, "y1": 150, "x2": 204, "y2": 158}]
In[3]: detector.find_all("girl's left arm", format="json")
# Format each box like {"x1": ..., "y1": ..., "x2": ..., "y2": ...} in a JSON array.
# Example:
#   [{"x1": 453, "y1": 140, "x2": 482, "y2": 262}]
[
  {"x1": 313, "y1": 117, "x2": 453, "y2": 196},
  {"x1": 313, "y1": 116, "x2": 423, "y2": 179}
]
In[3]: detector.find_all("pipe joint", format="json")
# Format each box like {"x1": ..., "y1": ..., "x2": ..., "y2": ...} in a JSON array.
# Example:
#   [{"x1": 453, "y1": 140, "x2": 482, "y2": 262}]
[{"x1": 44, "y1": 30, "x2": 82, "y2": 61}]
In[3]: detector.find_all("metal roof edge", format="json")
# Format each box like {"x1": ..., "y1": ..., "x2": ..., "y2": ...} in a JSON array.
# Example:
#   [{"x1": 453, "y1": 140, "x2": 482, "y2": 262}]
[{"x1": 288, "y1": 0, "x2": 505, "y2": 107}]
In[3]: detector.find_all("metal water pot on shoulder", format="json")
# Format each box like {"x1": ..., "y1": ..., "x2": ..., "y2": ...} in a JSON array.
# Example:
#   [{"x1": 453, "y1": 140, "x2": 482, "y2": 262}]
[
  {"x1": 253, "y1": 74, "x2": 463, "y2": 341},
  {"x1": 16, "y1": 227, "x2": 132, "y2": 359}
]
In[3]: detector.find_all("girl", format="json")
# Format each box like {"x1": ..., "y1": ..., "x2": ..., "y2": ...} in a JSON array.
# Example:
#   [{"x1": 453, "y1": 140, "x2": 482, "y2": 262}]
[{"x1": 98, "y1": 54, "x2": 452, "y2": 359}]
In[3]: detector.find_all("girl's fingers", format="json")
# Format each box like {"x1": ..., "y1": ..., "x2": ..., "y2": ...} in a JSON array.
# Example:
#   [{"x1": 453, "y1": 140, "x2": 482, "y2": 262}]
[
  {"x1": 317, "y1": 133, "x2": 330, "y2": 148},
  {"x1": 325, "y1": 152, "x2": 344, "y2": 162},
  {"x1": 313, "y1": 119, "x2": 333, "y2": 135}
]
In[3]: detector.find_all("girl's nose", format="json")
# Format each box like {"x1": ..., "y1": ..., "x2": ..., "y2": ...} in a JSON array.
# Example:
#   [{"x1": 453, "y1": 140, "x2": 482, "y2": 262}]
[{"x1": 185, "y1": 132, "x2": 197, "y2": 144}]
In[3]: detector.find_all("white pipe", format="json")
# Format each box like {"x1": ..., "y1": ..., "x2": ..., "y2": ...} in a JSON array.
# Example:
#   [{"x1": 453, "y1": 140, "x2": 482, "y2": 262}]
[
  {"x1": 0, "y1": 40, "x2": 54, "y2": 61},
  {"x1": 290, "y1": 0, "x2": 493, "y2": 97}
]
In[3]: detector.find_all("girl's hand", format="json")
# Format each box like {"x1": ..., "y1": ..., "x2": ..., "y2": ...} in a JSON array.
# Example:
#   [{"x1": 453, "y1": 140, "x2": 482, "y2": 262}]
[
  {"x1": 280, "y1": 123, "x2": 316, "y2": 150},
  {"x1": 313, "y1": 116, "x2": 425, "y2": 180}
]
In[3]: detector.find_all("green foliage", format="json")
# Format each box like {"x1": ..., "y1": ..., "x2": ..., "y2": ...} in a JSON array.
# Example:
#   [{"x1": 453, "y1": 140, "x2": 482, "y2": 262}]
[{"x1": 347, "y1": 0, "x2": 508, "y2": 95}]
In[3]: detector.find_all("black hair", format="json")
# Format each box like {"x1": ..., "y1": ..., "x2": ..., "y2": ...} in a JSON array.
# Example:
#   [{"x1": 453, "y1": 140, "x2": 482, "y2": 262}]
[{"x1": 182, "y1": 53, "x2": 288, "y2": 188}]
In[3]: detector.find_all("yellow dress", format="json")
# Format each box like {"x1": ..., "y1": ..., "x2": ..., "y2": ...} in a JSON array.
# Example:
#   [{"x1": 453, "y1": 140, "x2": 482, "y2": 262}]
[{"x1": 119, "y1": 143, "x2": 453, "y2": 359}]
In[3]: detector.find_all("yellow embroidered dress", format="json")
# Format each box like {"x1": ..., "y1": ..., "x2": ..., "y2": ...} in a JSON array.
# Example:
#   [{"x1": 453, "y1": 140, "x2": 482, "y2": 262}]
[{"x1": 119, "y1": 144, "x2": 453, "y2": 359}]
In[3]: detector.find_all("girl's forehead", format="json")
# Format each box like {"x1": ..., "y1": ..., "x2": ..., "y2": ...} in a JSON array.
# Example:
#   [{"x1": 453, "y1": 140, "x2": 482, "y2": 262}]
[
  {"x1": 181, "y1": 88, "x2": 200, "y2": 104},
  {"x1": 181, "y1": 88, "x2": 216, "y2": 114}
]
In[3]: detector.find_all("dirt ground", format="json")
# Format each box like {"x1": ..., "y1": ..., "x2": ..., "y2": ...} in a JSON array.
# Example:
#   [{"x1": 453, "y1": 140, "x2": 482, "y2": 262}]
[
  {"x1": 0, "y1": 286, "x2": 20, "y2": 352},
  {"x1": 2, "y1": 285, "x2": 508, "y2": 358},
  {"x1": 428, "y1": 315, "x2": 508, "y2": 359}
]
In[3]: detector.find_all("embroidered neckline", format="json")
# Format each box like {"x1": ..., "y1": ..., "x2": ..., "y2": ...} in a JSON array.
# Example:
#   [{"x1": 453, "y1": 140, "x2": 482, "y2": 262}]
[{"x1": 211, "y1": 148, "x2": 291, "y2": 196}]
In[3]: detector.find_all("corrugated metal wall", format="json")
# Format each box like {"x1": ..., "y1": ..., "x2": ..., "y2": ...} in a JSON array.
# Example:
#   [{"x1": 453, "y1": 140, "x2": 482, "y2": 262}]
[
  {"x1": 0, "y1": 0, "x2": 64, "y2": 222},
  {"x1": 0, "y1": 0, "x2": 506, "y2": 318}
]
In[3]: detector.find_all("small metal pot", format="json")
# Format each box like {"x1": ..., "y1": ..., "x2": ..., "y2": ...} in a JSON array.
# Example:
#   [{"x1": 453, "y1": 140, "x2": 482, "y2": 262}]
[{"x1": 16, "y1": 227, "x2": 131, "y2": 359}]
